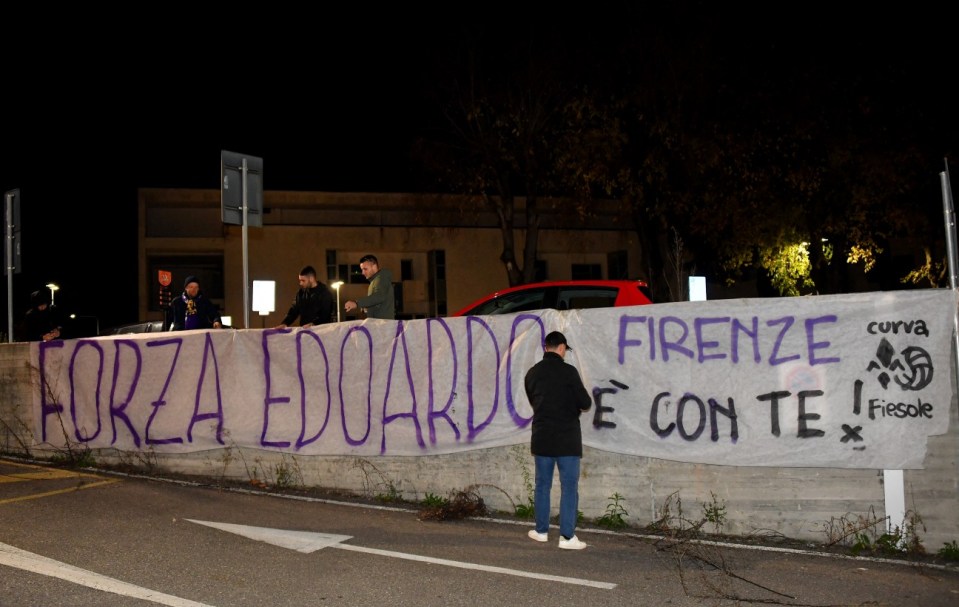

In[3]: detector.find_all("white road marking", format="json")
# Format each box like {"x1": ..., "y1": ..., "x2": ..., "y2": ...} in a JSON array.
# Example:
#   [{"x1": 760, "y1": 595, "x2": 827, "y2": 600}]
[
  {"x1": 186, "y1": 519, "x2": 617, "y2": 589},
  {"x1": 334, "y1": 542, "x2": 617, "y2": 589},
  {"x1": 186, "y1": 519, "x2": 352, "y2": 552},
  {"x1": 0, "y1": 541, "x2": 216, "y2": 607}
]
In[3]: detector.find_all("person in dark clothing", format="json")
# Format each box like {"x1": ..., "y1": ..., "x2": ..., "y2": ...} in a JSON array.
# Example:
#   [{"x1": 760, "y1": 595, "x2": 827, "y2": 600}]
[
  {"x1": 276, "y1": 265, "x2": 334, "y2": 328},
  {"x1": 21, "y1": 289, "x2": 61, "y2": 342},
  {"x1": 524, "y1": 330, "x2": 592, "y2": 550},
  {"x1": 169, "y1": 276, "x2": 222, "y2": 331}
]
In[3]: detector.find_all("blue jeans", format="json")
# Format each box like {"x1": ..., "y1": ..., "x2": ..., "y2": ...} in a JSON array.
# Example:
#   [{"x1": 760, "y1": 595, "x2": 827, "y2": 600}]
[{"x1": 534, "y1": 455, "x2": 580, "y2": 539}]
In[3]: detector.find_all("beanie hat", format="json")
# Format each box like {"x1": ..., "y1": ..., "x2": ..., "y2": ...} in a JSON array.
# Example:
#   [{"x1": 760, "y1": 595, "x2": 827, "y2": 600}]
[{"x1": 184, "y1": 276, "x2": 200, "y2": 290}]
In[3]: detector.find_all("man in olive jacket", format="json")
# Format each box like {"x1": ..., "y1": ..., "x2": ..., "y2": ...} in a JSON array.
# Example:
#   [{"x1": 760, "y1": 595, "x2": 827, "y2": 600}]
[
  {"x1": 524, "y1": 330, "x2": 592, "y2": 550},
  {"x1": 344, "y1": 254, "x2": 395, "y2": 319}
]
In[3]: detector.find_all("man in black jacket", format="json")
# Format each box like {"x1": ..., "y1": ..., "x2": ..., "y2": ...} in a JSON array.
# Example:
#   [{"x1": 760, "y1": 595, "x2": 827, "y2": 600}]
[
  {"x1": 276, "y1": 265, "x2": 334, "y2": 328},
  {"x1": 21, "y1": 289, "x2": 61, "y2": 341},
  {"x1": 524, "y1": 330, "x2": 592, "y2": 550}
]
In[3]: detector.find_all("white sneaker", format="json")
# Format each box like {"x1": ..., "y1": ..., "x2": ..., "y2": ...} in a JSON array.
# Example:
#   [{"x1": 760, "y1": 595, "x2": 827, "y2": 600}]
[
  {"x1": 558, "y1": 535, "x2": 587, "y2": 550},
  {"x1": 527, "y1": 529, "x2": 548, "y2": 542}
]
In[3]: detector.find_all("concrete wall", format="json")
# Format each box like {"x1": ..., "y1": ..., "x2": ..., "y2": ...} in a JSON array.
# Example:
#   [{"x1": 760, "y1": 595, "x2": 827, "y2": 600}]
[{"x1": 2, "y1": 341, "x2": 956, "y2": 549}]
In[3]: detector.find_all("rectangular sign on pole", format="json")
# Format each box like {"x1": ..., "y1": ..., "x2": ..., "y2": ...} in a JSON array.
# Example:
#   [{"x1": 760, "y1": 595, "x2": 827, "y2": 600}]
[
  {"x1": 220, "y1": 150, "x2": 264, "y2": 330},
  {"x1": 220, "y1": 151, "x2": 263, "y2": 227},
  {"x1": 5, "y1": 189, "x2": 20, "y2": 343},
  {"x1": 4, "y1": 189, "x2": 21, "y2": 275}
]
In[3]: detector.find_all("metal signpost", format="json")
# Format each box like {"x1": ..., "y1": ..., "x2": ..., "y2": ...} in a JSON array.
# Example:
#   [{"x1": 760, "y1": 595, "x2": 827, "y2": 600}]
[
  {"x1": 221, "y1": 151, "x2": 263, "y2": 329},
  {"x1": 883, "y1": 159, "x2": 959, "y2": 539},
  {"x1": 4, "y1": 189, "x2": 21, "y2": 343},
  {"x1": 941, "y1": 159, "x2": 958, "y2": 357}
]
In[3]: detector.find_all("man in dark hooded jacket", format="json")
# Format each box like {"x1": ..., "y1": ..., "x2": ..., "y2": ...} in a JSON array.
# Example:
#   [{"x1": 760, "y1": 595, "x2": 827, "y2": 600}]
[
  {"x1": 169, "y1": 276, "x2": 222, "y2": 331},
  {"x1": 21, "y1": 289, "x2": 61, "y2": 341}
]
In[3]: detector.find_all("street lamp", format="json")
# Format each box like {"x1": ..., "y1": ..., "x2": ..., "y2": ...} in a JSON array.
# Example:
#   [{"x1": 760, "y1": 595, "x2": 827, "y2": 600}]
[
  {"x1": 45, "y1": 283, "x2": 59, "y2": 306},
  {"x1": 331, "y1": 281, "x2": 344, "y2": 322}
]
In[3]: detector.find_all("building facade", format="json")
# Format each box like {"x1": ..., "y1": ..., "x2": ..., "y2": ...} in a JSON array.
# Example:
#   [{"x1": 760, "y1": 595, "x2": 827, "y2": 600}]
[{"x1": 138, "y1": 189, "x2": 646, "y2": 327}]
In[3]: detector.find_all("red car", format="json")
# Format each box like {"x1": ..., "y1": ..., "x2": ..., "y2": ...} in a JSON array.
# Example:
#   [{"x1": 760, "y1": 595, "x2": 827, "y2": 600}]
[{"x1": 451, "y1": 279, "x2": 653, "y2": 317}]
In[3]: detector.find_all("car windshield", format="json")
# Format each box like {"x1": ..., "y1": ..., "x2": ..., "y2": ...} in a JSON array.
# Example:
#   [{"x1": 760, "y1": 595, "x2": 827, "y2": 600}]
[
  {"x1": 465, "y1": 289, "x2": 548, "y2": 316},
  {"x1": 556, "y1": 287, "x2": 619, "y2": 310}
]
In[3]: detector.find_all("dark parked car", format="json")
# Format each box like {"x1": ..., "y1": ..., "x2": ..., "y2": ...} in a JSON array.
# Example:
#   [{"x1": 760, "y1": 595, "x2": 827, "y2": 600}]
[
  {"x1": 451, "y1": 279, "x2": 653, "y2": 317},
  {"x1": 102, "y1": 320, "x2": 167, "y2": 336}
]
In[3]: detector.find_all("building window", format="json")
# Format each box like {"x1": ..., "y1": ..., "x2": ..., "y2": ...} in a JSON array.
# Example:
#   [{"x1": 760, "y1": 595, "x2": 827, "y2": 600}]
[
  {"x1": 429, "y1": 250, "x2": 447, "y2": 316},
  {"x1": 534, "y1": 260, "x2": 548, "y2": 282},
  {"x1": 571, "y1": 263, "x2": 602, "y2": 280},
  {"x1": 326, "y1": 250, "x2": 337, "y2": 281},
  {"x1": 432, "y1": 250, "x2": 446, "y2": 280},
  {"x1": 350, "y1": 264, "x2": 365, "y2": 284},
  {"x1": 608, "y1": 250, "x2": 628, "y2": 280},
  {"x1": 394, "y1": 282, "x2": 404, "y2": 316},
  {"x1": 401, "y1": 259, "x2": 413, "y2": 281}
]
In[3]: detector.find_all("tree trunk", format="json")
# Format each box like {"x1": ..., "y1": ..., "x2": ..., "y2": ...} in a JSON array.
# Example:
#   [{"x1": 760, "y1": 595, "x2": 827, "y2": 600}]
[
  {"x1": 490, "y1": 193, "x2": 524, "y2": 286},
  {"x1": 522, "y1": 195, "x2": 540, "y2": 284}
]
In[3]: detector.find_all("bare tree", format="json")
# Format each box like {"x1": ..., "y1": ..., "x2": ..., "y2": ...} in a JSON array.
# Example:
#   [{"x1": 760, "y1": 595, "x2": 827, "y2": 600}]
[{"x1": 414, "y1": 27, "x2": 620, "y2": 286}]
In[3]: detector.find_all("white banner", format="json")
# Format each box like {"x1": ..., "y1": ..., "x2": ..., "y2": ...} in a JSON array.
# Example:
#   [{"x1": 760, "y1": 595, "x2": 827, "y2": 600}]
[{"x1": 31, "y1": 289, "x2": 958, "y2": 469}]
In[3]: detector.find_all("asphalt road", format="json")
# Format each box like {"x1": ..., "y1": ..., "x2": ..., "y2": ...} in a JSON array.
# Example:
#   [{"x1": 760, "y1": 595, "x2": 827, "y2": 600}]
[{"x1": 1, "y1": 458, "x2": 958, "y2": 607}]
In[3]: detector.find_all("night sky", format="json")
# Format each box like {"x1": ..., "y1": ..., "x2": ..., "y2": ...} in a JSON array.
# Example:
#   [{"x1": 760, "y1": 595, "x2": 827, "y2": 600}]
[{"x1": 2, "y1": 5, "x2": 956, "y2": 335}]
